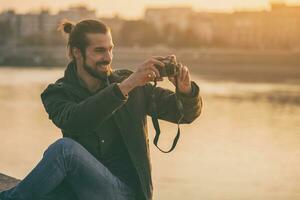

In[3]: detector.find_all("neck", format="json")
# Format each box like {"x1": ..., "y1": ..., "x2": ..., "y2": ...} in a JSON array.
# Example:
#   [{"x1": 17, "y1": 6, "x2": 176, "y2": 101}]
[{"x1": 76, "y1": 64, "x2": 104, "y2": 93}]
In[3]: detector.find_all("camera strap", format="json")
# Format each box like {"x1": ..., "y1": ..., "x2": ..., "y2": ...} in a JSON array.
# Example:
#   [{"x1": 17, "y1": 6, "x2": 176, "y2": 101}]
[{"x1": 151, "y1": 77, "x2": 184, "y2": 153}]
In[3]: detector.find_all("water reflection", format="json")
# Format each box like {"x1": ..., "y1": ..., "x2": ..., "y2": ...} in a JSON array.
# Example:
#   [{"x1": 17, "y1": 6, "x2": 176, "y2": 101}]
[{"x1": 0, "y1": 67, "x2": 299, "y2": 200}]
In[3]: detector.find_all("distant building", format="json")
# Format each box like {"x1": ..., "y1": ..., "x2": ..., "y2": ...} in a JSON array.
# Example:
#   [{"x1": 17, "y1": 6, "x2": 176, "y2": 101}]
[
  {"x1": 0, "y1": 2, "x2": 300, "y2": 49},
  {"x1": 57, "y1": 6, "x2": 97, "y2": 22},
  {"x1": 267, "y1": 2, "x2": 300, "y2": 48},
  {"x1": 216, "y1": 2, "x2": 300, "y2": 48},
  {"x1": 17, "y1": 14, "x2": 41, "y2": 37},
  {"x1": 0, "y1": 5, "x2": 97, "y2": 39},
  {"x1": 0, "y1": 10, "x2": 18, "y2": 38},
  {"x1": 145, "y1": 7, "x2": 193, "y2": 32},
  {"x1": 189, "y1": 13, "x2": 215, "y2": 44},
  {"x1": 143, "y1": 2, "x2": 300, "y2": 49},
  {"x1": 100, "y1": 15, "x2": 124, "y2": 39},
  {"x1": 39, "y1": 10, "x2": 60, "y2": 35}
]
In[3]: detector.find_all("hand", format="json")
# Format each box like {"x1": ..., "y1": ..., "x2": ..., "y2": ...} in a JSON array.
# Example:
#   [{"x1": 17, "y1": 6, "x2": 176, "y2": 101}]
[
  {"x1": 167, "y1": 55, "x2": 192, "y2": 95},
  {"x1": 118, "y1": 57, "x2": 165, "y2": 96}
]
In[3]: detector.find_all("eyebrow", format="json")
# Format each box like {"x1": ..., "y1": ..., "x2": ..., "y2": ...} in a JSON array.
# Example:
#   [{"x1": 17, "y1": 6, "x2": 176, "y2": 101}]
[{"x1": 94, "y1": 45, "x2": 114, "y2": 50}]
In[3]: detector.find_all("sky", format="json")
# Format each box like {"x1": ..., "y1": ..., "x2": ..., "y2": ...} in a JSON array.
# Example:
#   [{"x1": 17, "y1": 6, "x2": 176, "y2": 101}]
[{"x1": 1, "y1": 0, "x2": 300, "y2": 19}]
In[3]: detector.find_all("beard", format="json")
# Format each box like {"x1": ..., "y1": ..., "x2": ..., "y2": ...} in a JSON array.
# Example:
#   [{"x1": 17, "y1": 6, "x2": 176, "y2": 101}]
[{"x1": 83, "y1": 58, "x2": 112, "y2": 81}]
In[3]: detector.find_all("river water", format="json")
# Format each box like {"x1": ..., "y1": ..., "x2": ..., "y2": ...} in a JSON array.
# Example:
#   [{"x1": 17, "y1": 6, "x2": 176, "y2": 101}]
[{"x1": 0, "y1": 67, "x2": 300, "y2": 200}]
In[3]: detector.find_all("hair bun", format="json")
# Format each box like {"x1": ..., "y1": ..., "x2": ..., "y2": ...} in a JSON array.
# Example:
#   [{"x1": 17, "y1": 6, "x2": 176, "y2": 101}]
[{"x1": 63, "y1": 22, "x2": 74, "y2": 34}]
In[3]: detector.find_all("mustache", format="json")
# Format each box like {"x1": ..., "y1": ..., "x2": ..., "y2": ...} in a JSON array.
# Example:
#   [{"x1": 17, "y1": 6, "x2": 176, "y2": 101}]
[{"x1": 96, "y1": 60, "x2": 111, "y2": 66}]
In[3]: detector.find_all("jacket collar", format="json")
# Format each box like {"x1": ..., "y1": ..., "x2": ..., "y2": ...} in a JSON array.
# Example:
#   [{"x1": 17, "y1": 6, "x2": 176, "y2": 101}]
[
  {"x1": 62, "y1": 61, "x2": 124, "y2": 96},
  {"x1": 64, "y1": 61, "x2": 83, "y2": 87}
]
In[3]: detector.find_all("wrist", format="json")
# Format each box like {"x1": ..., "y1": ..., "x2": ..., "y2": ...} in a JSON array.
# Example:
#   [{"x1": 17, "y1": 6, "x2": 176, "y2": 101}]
[
  {"x1": 178, "y1": 82, "x2": 198, "y2": 97},
  {"x1": 118, "y1": 78, "x2": 135, "y2": 96},
  {"x1": 179, "y1": 86, "x2": 192, "y2": 95}
]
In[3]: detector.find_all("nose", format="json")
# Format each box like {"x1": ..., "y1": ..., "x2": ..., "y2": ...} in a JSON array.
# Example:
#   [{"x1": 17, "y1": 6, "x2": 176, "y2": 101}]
[{"x1": 104, "y1": 50, "x2": 112, "y2": 63}]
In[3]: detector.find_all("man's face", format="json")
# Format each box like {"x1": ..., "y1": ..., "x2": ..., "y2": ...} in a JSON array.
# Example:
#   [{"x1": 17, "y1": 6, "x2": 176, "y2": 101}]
[{"x1": 82, "y1": 32, "x2": 114, "y2": 80}]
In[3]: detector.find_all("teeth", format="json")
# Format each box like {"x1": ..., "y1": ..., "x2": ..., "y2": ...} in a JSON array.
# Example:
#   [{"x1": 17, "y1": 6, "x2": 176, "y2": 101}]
[
  {"x1": 98, "y1": 65, "x2": 107, "y2": 68},
  {"x1": 98, "y1": 65, "x2": 109, "y2": 71}
]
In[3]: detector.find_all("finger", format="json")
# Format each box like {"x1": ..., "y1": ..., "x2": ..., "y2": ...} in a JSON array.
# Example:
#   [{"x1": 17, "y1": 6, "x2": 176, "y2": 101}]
[
  {"x1": 166, "y1": 54, "x2": 176, "y2": 62},
  {"x1": 149, "y1": 64, "x2": 161, "y2": 78},
  {"x1": 150, "y1": 71, "x2": 156, "y2": 80},
  {"x1": 156, "y1": 77, "x2": 164, "y2": 82},
  {"x1": 149, "y1": 58, "x2": 165, "y2": 68},
  {"x1": 144, "y1": 69, "x2": 156, "y2": 81},
  {"x1": 152, "y1": 56, "x2": 165, "y2": 61},
  {"x1": 180, "y1": 66, "x2": 184, "y2": 82},
  {"x1": 181, "y1": 66, "x2": 188, "y2": 82},
  {"x1": 142, "y1": 63, "x2": 160, "y2": 78},
  {"x1": 168, "y1": 76, "x2": 175, "y2": 82},
  {"x1": 185, "y1": 69, "x2": 191, "y2": 83},
  {"x1": 168, "y1": 76, "x2": 175, "y2": 85},
  {"x1": 177, "y1": 63, "x2": 184, "y2": 81}
]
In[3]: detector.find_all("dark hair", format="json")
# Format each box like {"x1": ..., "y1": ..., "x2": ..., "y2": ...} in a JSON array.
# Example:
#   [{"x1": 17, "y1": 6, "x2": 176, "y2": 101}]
[{"x1": 58, "y1": 19, "x2": 110, "y2": 60}]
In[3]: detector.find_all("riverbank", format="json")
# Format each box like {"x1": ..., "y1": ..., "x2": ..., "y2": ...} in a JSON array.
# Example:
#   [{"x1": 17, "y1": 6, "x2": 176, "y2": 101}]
[
  {"x1": 1, "y1": 46, "x2": 299, "y2": 68},
  {"x1": 0, "y1": 173, "x2": 19, "y2": 191},
  {"x1": 1, "y1": 47, "x2": 300, "y2": 84}
]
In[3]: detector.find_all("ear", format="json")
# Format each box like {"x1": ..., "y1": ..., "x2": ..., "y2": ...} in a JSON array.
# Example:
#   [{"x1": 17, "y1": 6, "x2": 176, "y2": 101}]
[{"x1": 73, "y1": 47, "x2": 82, "y2": 59}]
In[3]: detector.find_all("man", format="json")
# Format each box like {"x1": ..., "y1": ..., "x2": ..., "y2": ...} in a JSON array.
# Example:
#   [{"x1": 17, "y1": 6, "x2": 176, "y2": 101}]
[{"x1": 0, "y1": 19, "x2": 202, "y2": 200}]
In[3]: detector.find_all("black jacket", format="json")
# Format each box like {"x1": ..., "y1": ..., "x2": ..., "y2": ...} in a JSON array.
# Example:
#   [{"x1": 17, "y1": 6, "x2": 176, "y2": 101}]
[{"x1": 41, "y1": 61, "x2": 203, "y2": 200}]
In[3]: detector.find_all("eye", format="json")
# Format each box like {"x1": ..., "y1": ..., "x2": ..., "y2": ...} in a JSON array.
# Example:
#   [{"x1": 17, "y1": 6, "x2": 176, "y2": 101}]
[{"x1": 95, "y1": 48, "x2": 105, "y2": 53}]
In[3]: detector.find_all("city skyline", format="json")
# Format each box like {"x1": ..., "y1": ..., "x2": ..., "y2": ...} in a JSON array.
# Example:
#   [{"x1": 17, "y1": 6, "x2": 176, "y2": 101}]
[{"x1": 1, "y1": 0, "x2": 300, "y2": 19}]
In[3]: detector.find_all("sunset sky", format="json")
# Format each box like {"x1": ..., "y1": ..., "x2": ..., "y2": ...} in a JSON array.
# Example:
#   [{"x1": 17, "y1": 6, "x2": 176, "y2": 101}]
[{"x1": 1, "y1": 0, "x2": 300, "y2": 18}]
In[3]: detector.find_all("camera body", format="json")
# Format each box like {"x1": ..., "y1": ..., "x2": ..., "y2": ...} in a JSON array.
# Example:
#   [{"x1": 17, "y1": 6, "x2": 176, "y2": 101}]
[{"x1": 155, "y1": 57, "x2": 180, "y2": 77}]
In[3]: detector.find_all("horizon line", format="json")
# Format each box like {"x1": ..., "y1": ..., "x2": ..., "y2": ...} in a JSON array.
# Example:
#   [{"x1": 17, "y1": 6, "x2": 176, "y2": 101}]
[{"x1": 1, "y1": 2, "x2": 300, "y2": 20}]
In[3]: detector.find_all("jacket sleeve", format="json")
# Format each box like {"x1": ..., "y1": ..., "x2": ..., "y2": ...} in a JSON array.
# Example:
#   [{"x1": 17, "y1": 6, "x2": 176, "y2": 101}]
[
  {"x1": 144, "y1": 81, "x2": 203, "y2": 124},
  {"x1": 41, "y1": 83, "x2": 127, "y2": 132}
]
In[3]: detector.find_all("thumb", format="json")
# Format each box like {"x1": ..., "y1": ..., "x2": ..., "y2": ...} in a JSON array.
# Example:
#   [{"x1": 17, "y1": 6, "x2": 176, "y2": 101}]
[{"x1": 168, "y1": 76, "x2": 175, "y2": 85}]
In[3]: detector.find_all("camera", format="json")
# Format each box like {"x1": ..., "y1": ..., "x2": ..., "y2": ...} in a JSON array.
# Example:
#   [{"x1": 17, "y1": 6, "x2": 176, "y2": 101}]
[{"x1": 155, "y1": 57, "x2": 180, "y2": 77}]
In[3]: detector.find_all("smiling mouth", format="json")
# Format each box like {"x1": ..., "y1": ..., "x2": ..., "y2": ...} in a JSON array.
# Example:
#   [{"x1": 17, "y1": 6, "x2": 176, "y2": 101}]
[{"x1": 97, "y1": 64, "x2": 109, "y2": 69}]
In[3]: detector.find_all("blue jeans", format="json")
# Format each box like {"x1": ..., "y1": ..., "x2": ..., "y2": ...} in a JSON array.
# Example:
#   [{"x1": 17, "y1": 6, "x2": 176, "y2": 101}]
[{"x1": 0, "y1": 138, "x2": 136, "y2": 200}]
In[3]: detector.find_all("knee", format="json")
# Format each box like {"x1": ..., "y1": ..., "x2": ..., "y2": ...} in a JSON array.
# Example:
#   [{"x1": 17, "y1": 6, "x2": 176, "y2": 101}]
[
  {"x1": 54, "y1": 137, "x2": 78, "y2": 149},
  {"x1": 44, "y1": 138, "x2": 81, "y2": 157}
]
